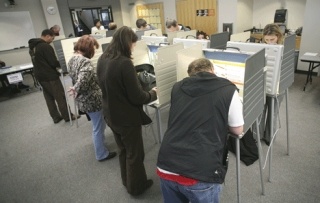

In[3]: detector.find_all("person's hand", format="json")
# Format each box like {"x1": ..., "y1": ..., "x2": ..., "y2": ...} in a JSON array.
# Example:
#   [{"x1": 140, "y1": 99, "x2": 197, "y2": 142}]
[
  {"x1": 151, "y1": 87, "x2": 158, "y2": 94},
  {"x1": 68, "y1": 86, "x2": 77, "y2": 98}
]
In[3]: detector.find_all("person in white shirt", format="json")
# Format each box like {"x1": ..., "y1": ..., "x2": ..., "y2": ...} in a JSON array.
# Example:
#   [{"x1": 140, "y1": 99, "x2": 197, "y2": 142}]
[{"x1": 91, "y1": 19, "x2": 105, "y2": 34}]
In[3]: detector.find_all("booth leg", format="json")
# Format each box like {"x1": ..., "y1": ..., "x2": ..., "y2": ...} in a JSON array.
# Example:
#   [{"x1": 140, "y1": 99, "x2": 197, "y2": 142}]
[
  {"x1": 60, "y1": 74, "x2": 72, "y2": 126},
  {"x1": 255, "y1": 119, "x2": 265, "y2": 195},
  {"x1": 155, "y1": 107, "x2": 163, "y2": 143},
  {"x1": 268, "y1": 97, "x2": 275, "y2": 182},
  {"x1": 74, "y1": 99, "x2": 79, "y2": 128},
  {"x1": 144, "y1": 105, "x2": 158, "y2": 144},
  {"x1": 236, "y1": 137, "x2": 241, "y2": 203},
  {"x1": 285, "y1": 89, "x2": 290, "y2": 155}
]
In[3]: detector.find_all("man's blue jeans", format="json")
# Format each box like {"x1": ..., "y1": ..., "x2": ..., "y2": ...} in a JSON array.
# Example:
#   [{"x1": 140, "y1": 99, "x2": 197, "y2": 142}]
[
  {"x1": 87, "y1": 110, "x2": 109, "y2": 160},
  {"x1": 160, "y1": 178, "x2": 222, "y2": 203}
]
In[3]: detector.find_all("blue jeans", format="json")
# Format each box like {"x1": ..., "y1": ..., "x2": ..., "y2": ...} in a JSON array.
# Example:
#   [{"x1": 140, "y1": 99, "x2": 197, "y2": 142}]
[
  {"x1": 87, "y1": 110, "x2": 109, "y2": 160},
  {"x1": 160, "y1": 178, "x2": 222, "y2": 203}
]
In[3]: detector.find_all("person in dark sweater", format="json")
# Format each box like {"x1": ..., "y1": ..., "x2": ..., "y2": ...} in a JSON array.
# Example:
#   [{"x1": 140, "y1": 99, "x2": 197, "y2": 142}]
[
  {"x1": 157, "y1": 58, "x2": 244, "y2": 203},
  {"x1": 97, "y1": 26, "x2": 157, "y2": 196},
  {"x1": 28, "y1": 29, "x2": 79, "y2": 124}
]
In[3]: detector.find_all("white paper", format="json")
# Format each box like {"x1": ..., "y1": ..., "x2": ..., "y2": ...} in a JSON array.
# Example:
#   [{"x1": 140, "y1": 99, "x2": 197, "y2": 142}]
[
  {"x1": 304, "y1": 52, "x2": 318, "y2": 56},
  {"x1": 7, "y1": 72, "x2": 23, "y2": 84}
]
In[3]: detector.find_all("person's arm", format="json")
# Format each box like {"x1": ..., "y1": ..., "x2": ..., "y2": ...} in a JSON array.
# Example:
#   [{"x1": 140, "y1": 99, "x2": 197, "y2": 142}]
[
  {"x1": 228, "y1": 90, "x2": 244, "y2": 136},
  {"x1": 121, "y1": 59, "x2": 157, "y2": 105},
  {"x1": 43, "y1": 44, "x2": 60, "y2": 68}
]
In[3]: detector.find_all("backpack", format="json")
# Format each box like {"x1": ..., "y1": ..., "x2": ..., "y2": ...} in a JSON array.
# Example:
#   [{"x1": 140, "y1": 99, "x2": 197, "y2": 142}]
[
  {"x1": 135, "y1": 64, "x2": 156, "y2": 91},
  {"x1": 228, "y1": 129, "x2": 259, "y2": 166}
]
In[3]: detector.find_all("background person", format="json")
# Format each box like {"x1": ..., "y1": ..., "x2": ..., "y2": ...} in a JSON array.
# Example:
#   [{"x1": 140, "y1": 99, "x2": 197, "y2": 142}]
[
  {"x1": 96, "y1": 26, "x2": 157, "y2": 196},
  {"x1": 157, "y1": 58, "x2": 244, "y2": 203},
  {"x1": 165, "y1": 19, "x2": 190, "y2": 32},
  {"x1": 50, "y1": 25, "x2": 60, "y2": 36},
  {"x1": 136, "y1": 18, "x2": 156, "y2": 30},
  {"x1": 28, "y1": 29, "x2": 79, "y2": 124},
  {"x1": 260, "y1": 23, "x2": 284, "y2": 144},
  {"x1": 108, "y1": 22, "x2": 117, "y2": 30},
  {"x1": 91, "y1": 19, "x2": 105, "y2": 34},
  {"x1": 68, "y1": 35, "x2": 117, "y2": 162}
]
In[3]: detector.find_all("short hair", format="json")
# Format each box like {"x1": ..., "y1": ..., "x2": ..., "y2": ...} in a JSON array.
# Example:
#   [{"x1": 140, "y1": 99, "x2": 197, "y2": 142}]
[
  {"x1": 187, "y1": 58, "x2": 213, "y2": 76},
  {"x1": 41, "y1": 29, "x2": 55, "y2": 37},
  {"x1": 74, "y1": 35, "x2": 99, "y2": 59},
  {"x1": 136, "y1": 19, "x2": 147, "y2": 28},
  {"x1": 93, "y1": 19, "x2": 101, "y2": 26},
  {"x1": 263, "y1": 23, "x2": 283, "y2": 44},
  {"x1": 166, "y1": 19, "x2": 178, "y2": 29},
  {"x1": 108, "y1": 22, "x2": 117, "y2": 30},
  {"x1": 102, "y1": 26, "x2": 138, "y2": 59}
]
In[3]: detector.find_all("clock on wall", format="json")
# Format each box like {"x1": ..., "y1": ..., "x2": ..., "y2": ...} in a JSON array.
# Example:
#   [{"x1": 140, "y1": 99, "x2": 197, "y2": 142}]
[{"x1": 46, "y1": 6, "x2": 57, "y2": 15}]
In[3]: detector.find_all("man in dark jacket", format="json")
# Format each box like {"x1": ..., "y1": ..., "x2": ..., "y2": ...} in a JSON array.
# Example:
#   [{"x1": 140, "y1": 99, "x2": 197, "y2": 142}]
[
  {"x1": 157, "y1": 58, "x2": 244, "y2": 203},
  {"x1": 28, "y1": 29, "x2": 77, "y2": 123}
]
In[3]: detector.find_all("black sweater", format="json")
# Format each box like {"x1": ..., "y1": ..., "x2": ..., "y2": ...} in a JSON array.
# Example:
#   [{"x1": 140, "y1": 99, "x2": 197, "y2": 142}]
[
  {"x1": 96, "y1": 55, "x2": 157, "y2": 126},
  {"x1": 28, "y1": 38, "x2": 60, "y2": 82}
]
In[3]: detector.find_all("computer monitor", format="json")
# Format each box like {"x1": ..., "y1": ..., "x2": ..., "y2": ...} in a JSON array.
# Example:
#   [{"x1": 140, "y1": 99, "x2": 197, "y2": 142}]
[
  {"x1": 105, "y1": 30, "x2": 116, "y2": 37},
  {"x1": 210, "y1": 32, "x2": 229, "y2": 49},
  {"x1": 101, "y1": 43, "x2": 110, "y2": 52}
]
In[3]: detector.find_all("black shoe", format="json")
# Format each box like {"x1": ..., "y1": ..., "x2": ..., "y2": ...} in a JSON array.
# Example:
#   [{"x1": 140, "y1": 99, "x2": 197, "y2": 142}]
[
  {"x1": 53, "y1": 117, "x2": 63, "y2": 124},
  {"x1": 98, "y1": 152, "x2": 117, "y2": 162},
  {"x1": 65, "y1": 115, "x2": 81, "y2": 122}
]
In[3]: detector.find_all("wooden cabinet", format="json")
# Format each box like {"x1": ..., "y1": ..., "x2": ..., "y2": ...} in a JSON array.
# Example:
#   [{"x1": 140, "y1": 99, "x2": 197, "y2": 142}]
[{"x1": 136, "y1": 3, "x2": 165, "y2": 33}]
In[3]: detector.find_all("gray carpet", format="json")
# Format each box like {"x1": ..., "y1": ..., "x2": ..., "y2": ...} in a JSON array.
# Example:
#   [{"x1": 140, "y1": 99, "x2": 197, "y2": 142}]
[{"x1": 0, "y1": 73, "x2": 319, "y2": 203}]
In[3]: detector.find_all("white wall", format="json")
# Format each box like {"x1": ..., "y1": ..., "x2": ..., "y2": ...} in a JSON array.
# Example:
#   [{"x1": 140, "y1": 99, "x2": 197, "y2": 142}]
[
  {"x1": 217, "y1": 0, "x2": 238, "y2": 32},
  {"x1": 236, "y1": 0, "x2": 253, "y2": 33},
  {"x1": 252, "y1": 0, "x2": 306, "y2": 30},
  {"x1": 297, "y1": 0, "x2": 320, "y2": 72}
]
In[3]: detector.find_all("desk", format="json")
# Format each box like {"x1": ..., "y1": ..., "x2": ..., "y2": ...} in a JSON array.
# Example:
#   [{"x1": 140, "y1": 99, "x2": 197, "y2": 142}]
[
  {"x1": 0, "y1": 63, "x2": 39, "y2": 87},
  {"x1": 300, "y1": 53, "x2": 320, "y2": 91}
]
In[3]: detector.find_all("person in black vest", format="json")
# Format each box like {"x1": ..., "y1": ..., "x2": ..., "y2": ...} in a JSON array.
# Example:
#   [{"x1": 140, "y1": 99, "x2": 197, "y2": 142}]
[{"x1": 157, "y1": 58, "x2": 244, "y2": 203}]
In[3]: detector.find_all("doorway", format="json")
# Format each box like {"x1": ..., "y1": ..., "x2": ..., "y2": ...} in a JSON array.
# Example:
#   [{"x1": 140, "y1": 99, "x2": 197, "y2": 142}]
[{"x1": 70, "y1": 7, "x2": 113, "y2": 37}]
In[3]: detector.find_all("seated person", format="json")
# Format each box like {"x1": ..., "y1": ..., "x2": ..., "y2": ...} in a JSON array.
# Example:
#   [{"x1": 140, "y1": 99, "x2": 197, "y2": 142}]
[
  {"x1": 196, "y1": 30, "x2": 209, "y2": 40},
  {"x1": 136, "y1": 18, "x2": 156, "y2": 30},
  {"x1": 165, "y1": 19, "x2": 190, "y2": 32},
  {"x1": 91, "y1": 19, "x2": 105, "y2": 34},
  {"x1": 108, "y1": 22, "x2": 117, "y2": 30}
]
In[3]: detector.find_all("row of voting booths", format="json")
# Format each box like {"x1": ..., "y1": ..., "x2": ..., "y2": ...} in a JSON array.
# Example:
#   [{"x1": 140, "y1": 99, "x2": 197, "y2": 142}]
[{"x1": 52, "y1": 28, "x2": 296, "y2": 202}]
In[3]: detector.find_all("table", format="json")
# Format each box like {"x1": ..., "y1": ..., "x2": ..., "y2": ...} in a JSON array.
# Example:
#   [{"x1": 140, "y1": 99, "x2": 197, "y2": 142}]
[
  {"x1": 0, "y1": 63, "x2": 39, "y2": 87},
  {"x1": 300, "y1": 53, "x2": 320, "y2": 91}
]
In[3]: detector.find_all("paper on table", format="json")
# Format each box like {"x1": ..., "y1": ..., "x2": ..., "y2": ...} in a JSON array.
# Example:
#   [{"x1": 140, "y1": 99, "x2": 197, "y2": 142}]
[{"x1": 304, "y1": 52, "x2": 318, "y2": 56}]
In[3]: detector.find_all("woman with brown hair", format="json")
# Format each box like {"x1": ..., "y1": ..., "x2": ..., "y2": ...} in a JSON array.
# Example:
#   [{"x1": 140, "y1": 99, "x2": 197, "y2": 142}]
[
  {"x1": 262, "y1": 23, "x2": 284, "y2": 44},
  {"x1": 97, "y1": 26, "x2": 157, "y2": 196},
  {"x1": 68, "y1": 35, "x2": 117, "y2": 162}
]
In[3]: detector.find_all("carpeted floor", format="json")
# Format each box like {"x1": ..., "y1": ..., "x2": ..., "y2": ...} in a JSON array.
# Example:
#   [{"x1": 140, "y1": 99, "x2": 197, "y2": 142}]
[{"x1": 0, "y1": 73, "x2": 319, "y2": 203}]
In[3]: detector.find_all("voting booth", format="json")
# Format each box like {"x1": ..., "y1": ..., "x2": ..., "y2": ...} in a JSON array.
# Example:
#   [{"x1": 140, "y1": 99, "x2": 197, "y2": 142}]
[
  {"x1": 227, "y1": 34, "x2": 296, "y2": 184},
  {"x1": 230, "y1": 32, "x2": 251, "y2": 42},
  {"x1": 143, "y1": 29, "x2": 163, "y2": 37},
  {"x1": 173, "y1": 38, "x2": 210, "y2": 49}
]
